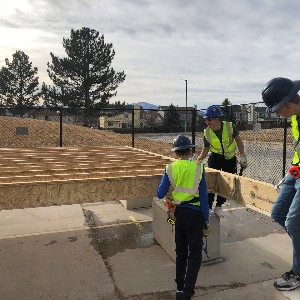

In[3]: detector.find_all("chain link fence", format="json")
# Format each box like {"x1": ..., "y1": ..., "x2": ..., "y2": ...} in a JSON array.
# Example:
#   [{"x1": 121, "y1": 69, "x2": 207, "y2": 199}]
[{"x1": 0, "y1": 103, "x2": 292, "y2": 185}]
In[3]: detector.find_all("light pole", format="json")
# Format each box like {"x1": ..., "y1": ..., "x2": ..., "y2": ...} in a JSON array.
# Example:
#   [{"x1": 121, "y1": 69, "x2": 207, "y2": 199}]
[{"x1": 184, "y1": 80, "x2": 187, "y2": 133}]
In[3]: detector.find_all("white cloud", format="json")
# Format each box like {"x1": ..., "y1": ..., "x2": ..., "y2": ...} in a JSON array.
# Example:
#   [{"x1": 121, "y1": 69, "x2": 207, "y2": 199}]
[{"x1": 1, "y1": 0, "x2": 300, "y2": 109}]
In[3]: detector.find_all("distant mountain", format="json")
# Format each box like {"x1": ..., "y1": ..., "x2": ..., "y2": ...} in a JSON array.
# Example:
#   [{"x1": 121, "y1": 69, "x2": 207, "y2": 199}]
[{"x1": 132, "y1": 102, "x2": 159, "y2": 110}]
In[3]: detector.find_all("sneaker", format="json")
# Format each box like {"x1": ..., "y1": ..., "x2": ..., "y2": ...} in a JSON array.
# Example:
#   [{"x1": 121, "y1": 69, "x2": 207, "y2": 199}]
[
  {"x1": 274, "y1": 270, "x2": 300, "y2": 291},
  {"x1": 213, "y1": 206, "x2": 224, "y2": 218},
  {"x1": 181, "y1": 293, "x2": 192, "y2": 300},
  {"x1": 176, "y1": 290, "x2": 183, "y2": 300}
]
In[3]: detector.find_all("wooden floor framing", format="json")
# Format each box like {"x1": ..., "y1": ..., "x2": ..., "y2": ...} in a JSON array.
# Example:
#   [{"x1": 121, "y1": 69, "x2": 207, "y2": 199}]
[{"x1": 0, "y1": 146, "x2": 278, "y2": 213}]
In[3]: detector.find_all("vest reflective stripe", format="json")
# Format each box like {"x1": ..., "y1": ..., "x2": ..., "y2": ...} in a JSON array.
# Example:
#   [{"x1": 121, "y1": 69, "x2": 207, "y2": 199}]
[
  {"x1": 291, "y1": 115, "x2": 300, "y2": 165},
  {"x1": 166, "y1": 160, "x2": 204, "y2": 205},
  {"x1": 204, "y1": 121, "x2": 236, "y2": 159}
]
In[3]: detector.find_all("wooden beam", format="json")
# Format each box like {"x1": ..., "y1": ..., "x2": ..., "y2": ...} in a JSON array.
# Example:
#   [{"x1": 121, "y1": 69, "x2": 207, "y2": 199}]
[{"x1": 208, "y1": 168, "x2": 278, "y2": 213}]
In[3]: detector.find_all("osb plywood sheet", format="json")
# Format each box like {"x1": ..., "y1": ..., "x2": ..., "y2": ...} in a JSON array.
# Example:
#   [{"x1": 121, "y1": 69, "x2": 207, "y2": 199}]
[
  {"x1": 0, "y1": 146, "x2": 172, "y2": 183},
  {"x1": 0, "y1": 146, "x2": 173, "y2": 209},
  {"x1": 0, "y1": 176, "x2": 163, "y2": 210},
  {"x1": 213, "y1": 170, "x2": 277, "y2": 213}
]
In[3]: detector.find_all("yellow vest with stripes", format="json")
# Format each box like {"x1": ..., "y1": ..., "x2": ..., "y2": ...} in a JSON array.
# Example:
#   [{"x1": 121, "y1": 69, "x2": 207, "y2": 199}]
[
  {"x1": 204, "y1": 121, "x2": 236, "y2": 159},
  {"x1": 166, "y1": 160, "x2": 204, "y2": 206},
  {"x1": 291, "y1": 115, "x2": 300, "y2": 165}
]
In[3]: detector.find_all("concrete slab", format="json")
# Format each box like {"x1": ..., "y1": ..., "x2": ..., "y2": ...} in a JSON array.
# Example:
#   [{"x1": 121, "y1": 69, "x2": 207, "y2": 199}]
[
  {"x1": 86, "y1": 201, "x2": 292, "y2": 299},
  {"x1": 197, "y1": 279, "x2": 275, "y2": 300},
  {"x1": 110, "y1": 245, "x2": 176, "y2": 297},
  {"x1": 119, "y1": 197, "x2": 152, "y2": 209},
  {"x1": 0, "y1": 204, "x2": 87, "y2": 239},
  {"x1": 81, "y1": 201, "x2": 152, "y2": 227},
  {"x1": 0, "y1": 199, "x2": 295, "y2": 300},
  {"x1": 94, "y1": 216, "x2": 292, "y2": 299},
  {"x1": 197, "y1": 233, "x2": 292, "y2": 288},
  {"x1": 275, "y1": 289, "x2": 300, "y2": 300},
  {"x1": 0, "y1": 229, "x2": 115, "y2": 300},
  {"x1": 220, "y1": 201, "x2": 285, "y2": 243}
]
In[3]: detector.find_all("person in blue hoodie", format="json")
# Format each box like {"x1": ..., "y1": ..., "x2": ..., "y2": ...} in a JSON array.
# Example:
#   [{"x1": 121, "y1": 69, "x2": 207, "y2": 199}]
[{"x1": 157, "y1": 135, "x2": 209, "y2": 300}]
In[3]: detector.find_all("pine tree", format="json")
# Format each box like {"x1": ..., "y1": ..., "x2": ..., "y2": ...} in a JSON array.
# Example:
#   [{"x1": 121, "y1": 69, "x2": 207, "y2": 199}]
[
  {"x1": 221, "y1": 98, "x2": 232, "y2": 121},
  {"x1": 0, "y1": 50, "x2": 40, "y2": 107},
  {"x1": 163, "y1": 104, "x2": 182, "y2": 132},
  {"x1": 43, "y1": 27, "x2": 126, "y2": 109}
]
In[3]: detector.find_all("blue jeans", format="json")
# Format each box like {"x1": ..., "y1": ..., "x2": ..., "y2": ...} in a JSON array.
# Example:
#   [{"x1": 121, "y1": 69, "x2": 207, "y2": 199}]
[{"x1": 271, "y1": 173, "x2": 300, "y2": 274}]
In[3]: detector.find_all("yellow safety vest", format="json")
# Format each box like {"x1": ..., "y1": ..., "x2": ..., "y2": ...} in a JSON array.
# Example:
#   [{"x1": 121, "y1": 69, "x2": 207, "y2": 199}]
[
  {"x1": 204, "y1": 121, "x2": 236, "y2": 159},
  {"x1": 291, "y1": 115, "x2": 300, "y2": 165},
  {"x1": 166, "y1": 160, "x2": 204, "y2": 206}
]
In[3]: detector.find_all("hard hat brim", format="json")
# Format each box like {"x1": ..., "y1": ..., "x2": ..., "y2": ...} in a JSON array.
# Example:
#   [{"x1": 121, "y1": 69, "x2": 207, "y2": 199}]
[
  {"x1": 171, "y1": 145, "x2": 195, "y2": 152},
  {"x1": 268, "y1": 80, "x2": 300, "y2": 112},
  {"x1": 203, "y1": 115, "x2": 222, "y2": 119}
]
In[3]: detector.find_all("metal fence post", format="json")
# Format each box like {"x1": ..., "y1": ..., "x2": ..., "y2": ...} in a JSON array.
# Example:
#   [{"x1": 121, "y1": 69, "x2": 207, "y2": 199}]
[
  {"x1": 192, "y1": 107, "x2": 196, "y2": 153},
  {"x1": 132, "y1": 107, "x2": 135, "y2": 148},
  {"x1": 59, "y1": 108, "x2": 63, "y2": 147}
]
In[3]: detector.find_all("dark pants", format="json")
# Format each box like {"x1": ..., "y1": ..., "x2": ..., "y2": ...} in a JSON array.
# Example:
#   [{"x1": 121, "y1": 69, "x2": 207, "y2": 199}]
[
  {"x1": 174, "y1": 207, "x2": 204, "y2": 297},
  {"x1": 208, "y1": 153, "x2": 237, "y2": 209}
]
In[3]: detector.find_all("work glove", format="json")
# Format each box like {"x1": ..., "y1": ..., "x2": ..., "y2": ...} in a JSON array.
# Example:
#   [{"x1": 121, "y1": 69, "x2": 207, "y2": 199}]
[
  {"x1": 195, "y1": 156, "x2": 203, "y2": 163},
  {"x1": 288, "y1": 165, "x2": 300, "y2": 178},
  {"x1": 203, "y1": 222, "x2": 211, "y2": 238},
  {"x1": 239, "y1": 154, "x2": 247, "y2": 169},
  {"x1": 164, "y1": 198, "x2": 174, "y2": 210}
]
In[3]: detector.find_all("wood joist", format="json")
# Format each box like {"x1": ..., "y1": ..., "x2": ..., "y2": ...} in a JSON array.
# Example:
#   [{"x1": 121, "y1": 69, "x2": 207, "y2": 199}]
[
  {"x1": 0, "y1": 146, "x2": 173, "y2": 209},
  {"x1": 206, "y1": 168, "x2": 277, "y2": 212},
  {"x1": 0, "y1": 146, "x2": 277, "y2": 212}
]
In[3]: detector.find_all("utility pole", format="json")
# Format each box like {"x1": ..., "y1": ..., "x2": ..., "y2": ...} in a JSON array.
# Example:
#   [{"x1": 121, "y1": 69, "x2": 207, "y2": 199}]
[{"x1": 185, "y1": 80, "x2": 187, "y2": 133}]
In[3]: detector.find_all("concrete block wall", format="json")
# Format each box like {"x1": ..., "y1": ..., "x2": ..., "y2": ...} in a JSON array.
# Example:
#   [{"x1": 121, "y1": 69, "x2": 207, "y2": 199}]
[{"x1": 152, "y1": 198, "x2": 220, "y2": 262}]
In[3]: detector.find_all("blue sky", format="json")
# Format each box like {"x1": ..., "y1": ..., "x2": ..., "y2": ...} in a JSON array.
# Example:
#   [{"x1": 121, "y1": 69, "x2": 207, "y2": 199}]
[{"x1": 1, "y1": 0, "x2": 300, "y2": 109}]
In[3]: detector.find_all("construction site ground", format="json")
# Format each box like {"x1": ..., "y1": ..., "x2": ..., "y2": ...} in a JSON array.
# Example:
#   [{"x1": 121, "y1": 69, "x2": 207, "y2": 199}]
[
  {"x1": 0, "y1": 199, "x2": 294, "y2": 300},
  {"x1": 0, "y1": 120, "x2": 297, "y2": 299}
]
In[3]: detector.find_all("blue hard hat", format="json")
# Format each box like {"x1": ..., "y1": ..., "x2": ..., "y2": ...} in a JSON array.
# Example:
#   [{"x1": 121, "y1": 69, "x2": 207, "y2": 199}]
[
  {"x1": 204, "y1": 105, "x2": 223, "y2": 118},
  {"x1": 171, "y1": 135, "x2": 194, "y2": 152},
  {"x1": 262, "y1": 77, "x2": 300, "y2": 112}
]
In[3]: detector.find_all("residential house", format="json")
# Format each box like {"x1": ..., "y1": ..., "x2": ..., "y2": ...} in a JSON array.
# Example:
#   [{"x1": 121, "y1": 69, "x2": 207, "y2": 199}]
[
  {"x1": 158, "y1": 105, "x2": 197, "y2": 129},
  {"x1": 99, "y1": 105, "x2": 144, "y2": 129},
  {"x1": 29, "y1": 109, "x2": 76, "y2": 124}
]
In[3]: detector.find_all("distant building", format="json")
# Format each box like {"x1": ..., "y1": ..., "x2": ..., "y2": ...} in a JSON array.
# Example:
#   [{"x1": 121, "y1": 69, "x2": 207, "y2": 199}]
[
  {"x1": 228, "y1": 104, "x2": 284, "y2": 130},
  {"x1": 29, "y1": 109, "x2": 76, "y2": 124},
  {"x1": 99, "y1": 105, "x2": 144, "y2": 129},
  {"x1": 158, "y1": 105, "x2": 197, "y2": 129}
]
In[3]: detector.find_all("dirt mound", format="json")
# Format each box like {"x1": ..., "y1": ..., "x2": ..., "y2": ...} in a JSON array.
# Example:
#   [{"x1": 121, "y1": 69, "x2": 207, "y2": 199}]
[
  {"x1": 0, "y1": 116, "x2": 174, "y2": 157},
  {"x1": 0, "y1": 116, "x2": 292, "y2": 156},
  {"x1": 239, "y1": 127, "x2": 292, "y2": 144}
]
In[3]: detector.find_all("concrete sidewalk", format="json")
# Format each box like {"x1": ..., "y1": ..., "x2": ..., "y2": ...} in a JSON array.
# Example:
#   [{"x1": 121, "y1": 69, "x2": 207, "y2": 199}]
[{"x1": 0, "y1": 200, "x2": 294, "y2": 299}]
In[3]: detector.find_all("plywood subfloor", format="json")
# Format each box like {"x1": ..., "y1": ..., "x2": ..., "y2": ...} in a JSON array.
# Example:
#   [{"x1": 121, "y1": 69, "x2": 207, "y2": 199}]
[{"x1": 0, "y1": 146, "x2": 172, "y2": 183}]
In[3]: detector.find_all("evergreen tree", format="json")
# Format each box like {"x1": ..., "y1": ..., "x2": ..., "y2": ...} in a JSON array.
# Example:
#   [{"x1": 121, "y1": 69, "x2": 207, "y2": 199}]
[
  {"x1": 0, "y1": 50, "x2": 40, "y2": 107},
  {"x1": 163, "y1": 104, "x2": 181, "y2": 132},
  {"x1": 222, "y1": 98, "x2": 231, "y2": 107},
  {"x1": 43, "y1": 27, "x2": 126, "y2": 109},
  {"x1": 108, "y1": 100, "x2": 126, "y2": 109},
  {"x1": 104, "y1": 100, "x2": 127, "y2": 117},
  {"x1": 221, "y1": 98, "x2": 232, "y2": 121}
]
